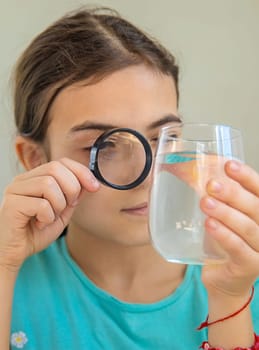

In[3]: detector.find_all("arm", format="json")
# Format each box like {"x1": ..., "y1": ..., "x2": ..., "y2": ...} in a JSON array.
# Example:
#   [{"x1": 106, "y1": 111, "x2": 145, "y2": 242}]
[
  {"x1": 207, "y1": 290, "x2": 254, "y2": 349},
  {"x1": 0, "y1": 267, "x2": 17, "y2": 350},
  {"x1": 0, "y1": 158, "x2": 99, "y2": 349},
  {"x1": 200, "y1": 160, "x2": 259, "y2": 349}
]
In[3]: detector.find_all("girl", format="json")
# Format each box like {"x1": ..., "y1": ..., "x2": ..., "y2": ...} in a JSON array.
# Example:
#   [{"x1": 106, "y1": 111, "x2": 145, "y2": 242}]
[{"x1": 1, "y1": 7, "x2": 259, "y2": 349}]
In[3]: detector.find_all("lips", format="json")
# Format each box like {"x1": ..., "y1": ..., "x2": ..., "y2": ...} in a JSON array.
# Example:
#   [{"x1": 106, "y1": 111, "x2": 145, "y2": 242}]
[{"x1": 121, "y1": 202, "x2": 148, "y2": 216}]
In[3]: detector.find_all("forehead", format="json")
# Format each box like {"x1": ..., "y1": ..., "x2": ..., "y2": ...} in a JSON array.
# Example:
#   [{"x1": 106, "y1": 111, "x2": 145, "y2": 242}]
[{"x1": 47, "y1": 64, "x2": 178, "y2": 134}]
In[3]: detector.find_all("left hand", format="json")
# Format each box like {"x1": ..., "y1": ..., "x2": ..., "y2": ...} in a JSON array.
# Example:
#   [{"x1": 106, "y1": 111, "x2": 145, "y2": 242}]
[{"x1": 200, "y1": 160, "x2": 259, "y2": 297}]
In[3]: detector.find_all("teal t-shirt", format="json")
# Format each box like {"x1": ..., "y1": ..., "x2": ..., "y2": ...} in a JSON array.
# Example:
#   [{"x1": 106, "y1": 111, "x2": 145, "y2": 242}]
[{"x1": 11, "y1": 237, "x2": 259, "y2": 349}]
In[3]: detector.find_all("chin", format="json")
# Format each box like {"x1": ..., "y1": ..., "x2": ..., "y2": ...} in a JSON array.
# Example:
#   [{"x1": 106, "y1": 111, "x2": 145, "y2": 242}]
[{"x1": 115, "y1": 231, "x2": 152, "y2": 247}]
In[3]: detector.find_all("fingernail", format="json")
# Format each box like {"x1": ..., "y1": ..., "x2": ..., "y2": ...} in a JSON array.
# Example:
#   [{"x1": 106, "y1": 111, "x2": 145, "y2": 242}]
[
  {"x1": 209, "y1": 180, "x2": 222, "y2": 193},
  {"x1": 229, "y1": 160, "x2": 241, "y2": 172},
  {"x1": 71, "y1": 200, "x2": 79, "y2": 207},
  {"x1": 91, "y1": 176, "x2": 100, "y2": 189},
  {"x1": 205, "y1": 198, "x2": 216, "y2": 209}
]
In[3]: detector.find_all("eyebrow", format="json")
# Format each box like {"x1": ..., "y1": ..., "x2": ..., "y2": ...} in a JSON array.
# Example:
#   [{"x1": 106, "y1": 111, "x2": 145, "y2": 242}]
[
  {"x1": 69, "y1": 122, "x2": 117, "y2": 134},
  {"x1": 147, "y1": 114, "x2": 182, "y2": 130},
  {"x1": 68, "y1": 114, "x2": 182, "y2": 135}
]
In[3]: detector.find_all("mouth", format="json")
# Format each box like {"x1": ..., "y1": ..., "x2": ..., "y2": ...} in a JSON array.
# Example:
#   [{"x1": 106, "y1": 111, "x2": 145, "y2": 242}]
[{"x1": 121, "y1": 202, "x2": 148, "y2": 216}]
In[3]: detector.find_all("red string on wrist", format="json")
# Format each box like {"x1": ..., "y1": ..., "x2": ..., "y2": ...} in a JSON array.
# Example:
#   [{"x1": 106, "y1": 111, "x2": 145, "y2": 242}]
[
  {"x1": 197, "y1": 286, "x2": 254, "y2": 331},
  {"x1": 200, "y1": 333, "x2": 259, "y2": 350}
]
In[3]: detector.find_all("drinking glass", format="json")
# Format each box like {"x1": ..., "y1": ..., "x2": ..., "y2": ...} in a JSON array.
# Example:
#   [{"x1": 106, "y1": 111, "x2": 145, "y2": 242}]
[{"x1": 149, "y1": 122, "x2": 244, "y2": 264}]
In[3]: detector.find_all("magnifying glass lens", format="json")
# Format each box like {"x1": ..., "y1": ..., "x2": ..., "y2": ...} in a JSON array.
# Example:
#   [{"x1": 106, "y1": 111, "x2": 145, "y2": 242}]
[{"x1": 97, "y1": 131, "x2": 147, "y2": 186}]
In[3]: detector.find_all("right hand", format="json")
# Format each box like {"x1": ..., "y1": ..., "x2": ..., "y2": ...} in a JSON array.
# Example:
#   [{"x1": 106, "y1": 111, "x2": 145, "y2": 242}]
[{"x1": 0, "y1": 158, "x2": 100, "y2": 272}]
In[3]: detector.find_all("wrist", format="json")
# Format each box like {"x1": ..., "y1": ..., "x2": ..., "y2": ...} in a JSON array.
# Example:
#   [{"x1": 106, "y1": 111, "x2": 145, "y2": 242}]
[
  {"x1": 207, "y1": 287, "x2": 253, "y2": 320},
  {"x1": 206, "y1": 281, "x2": 253, "y2": 299},
  {"x1": 0, "y1": 259, "x2": 21, "y2": 276},
  {"x1": 0, "y1": 248, "x2": 26, "y2": 274},
  {"x1": 200, "y1": 333, "x2": 259, "y2": 350},
  {"x1": 0, "y1": 264, "x2": 18, "y2": 291},
  {"x1": 198, "y1": 286, "x2": 255, "y2": 349}
]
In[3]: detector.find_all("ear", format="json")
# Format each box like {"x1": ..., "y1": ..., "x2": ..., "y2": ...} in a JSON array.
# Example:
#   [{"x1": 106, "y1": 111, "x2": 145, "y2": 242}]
[{"x1": 15, "y1": 135, "x2": 48, "y2": 170}]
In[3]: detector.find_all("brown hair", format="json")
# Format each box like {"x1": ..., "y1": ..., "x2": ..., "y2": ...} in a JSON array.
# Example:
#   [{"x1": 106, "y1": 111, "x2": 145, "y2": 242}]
[{"x1": 13, "y1": 7, "x2": 179, "y2": 142}]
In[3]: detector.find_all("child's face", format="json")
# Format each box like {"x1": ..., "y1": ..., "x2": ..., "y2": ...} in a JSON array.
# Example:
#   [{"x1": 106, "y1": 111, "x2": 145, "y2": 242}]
[{"x1": 46, "y1": 64, "x2": 178, "y2": 246}]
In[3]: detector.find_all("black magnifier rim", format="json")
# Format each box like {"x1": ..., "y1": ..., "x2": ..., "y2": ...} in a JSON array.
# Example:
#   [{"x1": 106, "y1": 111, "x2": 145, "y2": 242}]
[{"x1": 89, "y1": 128, "x2": 152, "y2": 190}]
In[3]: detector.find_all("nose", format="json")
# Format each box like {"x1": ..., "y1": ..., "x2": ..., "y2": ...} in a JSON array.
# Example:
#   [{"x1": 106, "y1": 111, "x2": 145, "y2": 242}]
[{"x1": 131, "y1": 153, "x2": 154, "y2": 192}]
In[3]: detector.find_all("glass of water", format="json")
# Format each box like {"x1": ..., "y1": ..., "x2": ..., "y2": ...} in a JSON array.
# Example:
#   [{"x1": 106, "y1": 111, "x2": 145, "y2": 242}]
[{"x1": 149, "y1": 122, "x2": 244, "y2": 264}]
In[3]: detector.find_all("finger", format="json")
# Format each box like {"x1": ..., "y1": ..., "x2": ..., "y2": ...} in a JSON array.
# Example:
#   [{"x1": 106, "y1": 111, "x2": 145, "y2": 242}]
[
  {"x1": 30, "y1": 206, "x2": 75, "y2": 253},
  {"x1": 207, "y1": 177, "x2": 259, "y2": 225},
  {"x1": 4, "y1": 194, "x2": 56, "y2": 229},
  {"x1": 6, "y1": 176, "x2": 67, "y2": 216},
  {"x1": 204, "y1": 216, "x2": 259, "y2": 269},
  {"x1": 35, "y1": 204, "x2": 74, "y2": 232},
  {"x1": 225, "y1": 160, "x2": 259, "y2": 197},
  {"x1": 14, "y1": 158, "x2": 99, "y2": 205},
  {"x1": 14, "y1": 161, "x2": 82, "y2": 205},
  {"x1": 59, "y1": 157, "x2": 100, "y2": 191},
  {"x1": 201, "y1": 196, "x2": 259, "y2": 251}
]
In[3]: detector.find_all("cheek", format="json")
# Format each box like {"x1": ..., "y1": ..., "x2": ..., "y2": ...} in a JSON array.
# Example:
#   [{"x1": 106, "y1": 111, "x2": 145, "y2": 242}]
[
  {"x1": 70, "y1": 188, "x2": 123, "y2": 236},
  {"x1": 73, "y1": 187, "x2": 118, "y2": 218}
]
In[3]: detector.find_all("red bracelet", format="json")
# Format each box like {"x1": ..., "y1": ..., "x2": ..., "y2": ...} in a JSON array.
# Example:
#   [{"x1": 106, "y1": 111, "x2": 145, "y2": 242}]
[
  {"x1": 197, "y1": 286, "x2": 255, "y2": 330},
  {"x1": 200, "y1": 333, "x2": 259, "y2": 349}
]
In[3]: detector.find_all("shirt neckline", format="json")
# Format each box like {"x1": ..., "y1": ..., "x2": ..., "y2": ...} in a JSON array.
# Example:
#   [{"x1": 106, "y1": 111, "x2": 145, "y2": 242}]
[{"x1": 59, "y1": 236, "x2": 195, "y2": 313}]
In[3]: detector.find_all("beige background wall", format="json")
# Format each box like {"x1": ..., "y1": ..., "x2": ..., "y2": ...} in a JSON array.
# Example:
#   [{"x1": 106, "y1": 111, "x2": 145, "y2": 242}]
[{"x1": 1, "y1": 0, "x2": 259, "y2": 197}]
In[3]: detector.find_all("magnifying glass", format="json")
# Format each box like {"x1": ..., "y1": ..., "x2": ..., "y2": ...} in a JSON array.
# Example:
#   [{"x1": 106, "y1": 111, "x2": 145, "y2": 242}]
[{"x1": 89, "y1": 128, "x2": 152, "y2": 190}]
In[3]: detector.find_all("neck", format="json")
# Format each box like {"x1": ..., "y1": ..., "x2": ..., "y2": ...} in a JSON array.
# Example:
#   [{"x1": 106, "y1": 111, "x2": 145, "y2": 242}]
[{"x1": 65, "y1": 224, "x2": 186, "y2": 303}]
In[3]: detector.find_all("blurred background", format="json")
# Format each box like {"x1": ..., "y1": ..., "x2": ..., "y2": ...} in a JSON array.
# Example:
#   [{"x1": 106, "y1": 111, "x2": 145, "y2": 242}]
[{"x1": 0, "y1": 0, "x2": 259, "y2": 197}]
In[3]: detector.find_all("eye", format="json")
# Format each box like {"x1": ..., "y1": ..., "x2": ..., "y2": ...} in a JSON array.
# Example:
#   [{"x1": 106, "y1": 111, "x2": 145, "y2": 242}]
[
  {"x1": 150, "y1": 136, "x2": 158, "y2": 143},
  {"x1": 82, "y1": 146, "x2": 92, "y2": 152},
  {"x1": 82, "y1": 140, "x2": 116, "y2": 153},
  {"x1": 99, "y1": 140, "x2": 116, "y2": 150},
  {"x1": 168, "y1": 133, "x2": 178, "y2": 138},
  {"x1": 167, "y1": 133, "x2": 178, "y2": 140},
  {"x1": 150, "y1": 134, "x2": 178, "y2": 143}
]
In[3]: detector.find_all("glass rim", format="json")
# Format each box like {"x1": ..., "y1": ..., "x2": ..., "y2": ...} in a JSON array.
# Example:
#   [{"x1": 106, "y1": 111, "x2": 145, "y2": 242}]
[{"x1": 160, "y1": 122, "x2": 242, "y2": 142}]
